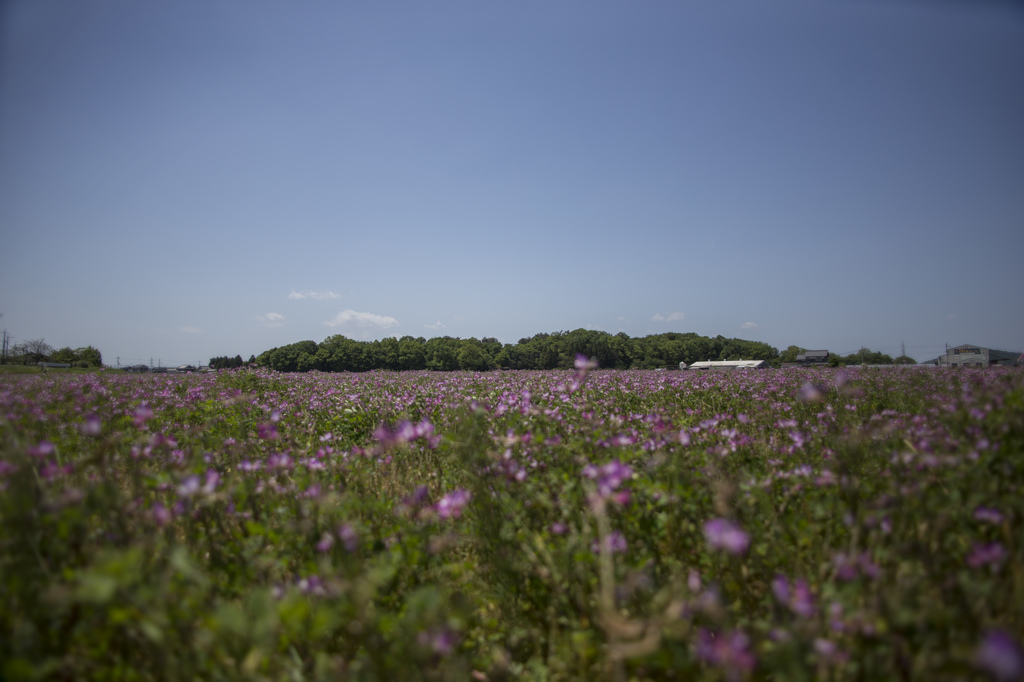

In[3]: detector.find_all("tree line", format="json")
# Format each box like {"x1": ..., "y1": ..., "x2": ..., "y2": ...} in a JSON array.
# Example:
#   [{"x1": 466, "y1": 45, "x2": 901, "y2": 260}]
[
  {"x1": 2, "y1": 338, "x2": 102, "y2": 367},
  {"x1": 208, "y1": 355, "x2": 251, "y2": 370},
  {"x1": 778, "y1": 346, "x2": 915, "y2": 366},
  {"x1": 252, "y1": 330, "x2": 782, "y2": 373}
]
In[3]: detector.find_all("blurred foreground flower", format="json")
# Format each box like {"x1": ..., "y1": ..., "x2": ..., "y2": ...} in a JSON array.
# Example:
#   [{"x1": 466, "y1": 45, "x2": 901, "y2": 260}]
[
  {"x1": 968, "y1": 543, "x2": 1008, "y2": 570},
  {"x1": 81, "y1": 415, "x2": 102, "y2": 436},
  {"x1": 772, "y1": 575, "x2": 815, "y2": 617},
  {"x1": 435, "y1": 489, "x2": 471, "y2": 519},
  {"x1": 975, "y1": 630, "x2": 1023, "y2": 682},
  {"x1": 582, "y1": 459, "x2": 632, "y2": 499},
  {"x1": 799, "y1": 382, "x2": 825, "y2": 403},
  {"x1": 696, "y1": 629, "x2": 756, "y2": 681},
  {"x1": 704, "y1": 518, "x2": 750, "y2": 555},
  {"x1": 574, "y1": 354, "x2": 598, "y2": 371},
  {"x1": 591, "y1": 530, "x2": 627, "y2": 554}
]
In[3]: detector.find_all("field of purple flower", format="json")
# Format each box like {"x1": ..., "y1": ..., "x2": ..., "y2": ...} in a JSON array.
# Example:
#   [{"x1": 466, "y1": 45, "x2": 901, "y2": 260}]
[{"x1": 2, "y1": 364, "x2": 1022, "y2": 681}]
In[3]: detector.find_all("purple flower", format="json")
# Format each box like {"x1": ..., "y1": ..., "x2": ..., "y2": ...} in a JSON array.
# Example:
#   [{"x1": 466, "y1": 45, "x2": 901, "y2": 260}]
[
  {"x1": 267, "y1": 452, "x2": 292, "y2": 470},
  {"x1": 419, "y1": 627, "x2": 458, "y2": 655},
  {"x1": 968, "y1": 543, "x2": 1008, "y2": 569},
  {"x1": 799, "y1": 382, "x2": 825, "y2": 403},
  {"x1": 435, "y1": 489, "x2": 471, "y2": 519},
  {"x1": 976, "y1": 630, "x2": 1024, "y2": 682},
  {"x1": 591, "y1": 531, "x2": 627, "y2": 554},
  {"x1": 704, "y1": 518, "x2": 750, "y2": 555},
  {"x1": 772, "y1": 575, "x2": 815, "y2": 617},
  {"x1": 177, "y1": 475, "x2": 200, "y2": 498},
  {"x1": 574, "y1": 354, "x2": 598, "y2": 371},
  {"x1": 375, "y1": 419, "x2": 436, "y2": 448},
  {"x1": 583, "y1": 459, "x2": 632, "y2": 498},
  {"x1": 133, "y1": 405, "x2": 155, "y2": 428},
  {"x1": 338, "y1": 524, "x2": 359, "y2": 552},
  {"x1": 201, "y1": 470, "x2": 220, "y2": 494},
  {"x1": 695, "y1": 629, "x2": 756, "y2": 680},
  {"x1": 833, "y1": 553, "x2": 859, "y2": 581},
  {"x1": 771, "y1": 575, "x2": 790, "y2": 604},
  {"x1": 395, "y1": 486, "x2": 430, "y2": 517},
  {"x1": 28, "y1": 441, "x2": 55, "y2": 458},
  {"x1": 316, "y1": 533, "x2": 334, "y2": 553},
  {"x1": 549, "y1": 521, "x2": 568, "y2": 535},
  {"x1": 152, "y1": 503, "x2": 172, "y2": 526},
  {"x1": 297, "y1": 575, "x2": 325, "y2": 596},
  {"x1": 814, "y1": 638, "x2": 848, "y2": 664},
  {"x1": 81, "y1": 415, "x2": 102, "y2": 436},
  {"x1": 974, "y1": 507, "x2": 1005, "y2": 524}
]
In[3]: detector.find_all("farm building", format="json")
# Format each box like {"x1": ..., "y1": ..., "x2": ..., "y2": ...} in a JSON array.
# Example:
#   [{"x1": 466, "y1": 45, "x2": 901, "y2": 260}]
[
  {"x1": 681, "y1": 360, "x2": 769, "y2": 370},
  {"x1": 795, "y1": 350, "x2": 830, "y2": 364},
  {"x1": 923, "y1": 345, "x2": 1023, "y2": 368}
]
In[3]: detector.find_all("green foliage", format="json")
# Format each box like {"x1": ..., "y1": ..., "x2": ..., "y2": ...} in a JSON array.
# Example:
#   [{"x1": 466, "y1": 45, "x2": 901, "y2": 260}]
[
  {"x1": 210, "y1": 355, "x2": 245, "y2": 370},
  {"x1": 779, "y1": 345, "x2": 807, "y2": 364},
  {"x1": 253, "y1": 330, "x2": 781, "y2": 373},
  {"x1": 835, "y1": 347, "x2": 896, "y2": 366}
]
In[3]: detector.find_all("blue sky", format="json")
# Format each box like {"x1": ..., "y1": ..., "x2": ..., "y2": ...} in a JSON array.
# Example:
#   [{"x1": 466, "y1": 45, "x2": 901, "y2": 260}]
[{"x1": 1, "y1": 0, "x2": 1022, "y2": 366}]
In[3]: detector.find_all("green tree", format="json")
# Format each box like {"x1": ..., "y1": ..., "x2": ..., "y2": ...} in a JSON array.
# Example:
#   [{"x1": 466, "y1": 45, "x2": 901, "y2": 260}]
[
  {"x1": 52, "y1": 347, "x2": 79, "y2": 364},
  {"x1": 779, "y1": 345, "x2": 807, "y2": 364}
]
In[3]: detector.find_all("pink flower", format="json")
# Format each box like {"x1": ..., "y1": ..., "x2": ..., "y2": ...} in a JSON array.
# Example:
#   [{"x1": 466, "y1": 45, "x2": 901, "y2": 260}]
[
  {"x1": 583, "y1": 459, "x2": 632, "y2": 498},
  {"x1": 81, "y1": 415, "x2": 102, "y2": 436},
  {"x1": 695, "y1": 629, "x2": 756, "y2": 680},
  {"x1": 799, "y1": 382, "x2": 825, "y2": 403},
  {"x1": 133, "y1": 405, "x2": 155, "y2": 428},
  {"x1": 435, "y1": 489, "x2": 471, "y2": 519},
  {"x1": 337, "y1": 524, "x2": 359, "y2": 552},
  {"x1": 772, "y1": 575, "x2": 815, "y2": 617},
  {"x1": 591, "y1": 531, "x2": 627, "y2": 554},
  {"x1": 704, "y1": 518, "x2": 750, "y2": 555},
  {"x1": 152, "y1": 503, "x2": 172, "y2": 526},
  {"x1": 574, "y1": 354, "x2": 598, "y2": 371}
]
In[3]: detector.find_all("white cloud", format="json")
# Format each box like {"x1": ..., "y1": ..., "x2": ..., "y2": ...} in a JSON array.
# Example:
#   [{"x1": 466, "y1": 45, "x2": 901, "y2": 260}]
[
  {"x1": 324, "y1": 309, "x2": 399, "y2": 330},
  {"x1": 424, "y1": 321, "x2": 446, "y2": 331},
  {"x1": 652, "y1": 312, "x2": 685, "y2": 322},
  {"x1": 179, "y1": 326, "x2": 204, "y2": 334},
  {"x1": 257, "y1": 312, "x2": 285, "y2": 328},
  {"x1": 288, "y1": 289, "x2": 341, "y2": 300},
  {"x1": 741, "y1": 322, "x2": 760, "y2": 330}
]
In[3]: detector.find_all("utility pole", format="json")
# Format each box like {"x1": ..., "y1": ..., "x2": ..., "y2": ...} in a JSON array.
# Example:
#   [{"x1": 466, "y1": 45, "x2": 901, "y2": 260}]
[
  {"x1": 901, "y1": 341, "x2": 905, "y2": 358},
  {"x1": 117, "y1": 356, "x2": 120, "y2": 368}
]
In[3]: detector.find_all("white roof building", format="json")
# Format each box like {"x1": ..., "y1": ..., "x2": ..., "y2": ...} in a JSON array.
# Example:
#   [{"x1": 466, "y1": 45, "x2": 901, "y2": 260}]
[{"x1": 681, "y1": 359, "x2": 768, "y2": 370}]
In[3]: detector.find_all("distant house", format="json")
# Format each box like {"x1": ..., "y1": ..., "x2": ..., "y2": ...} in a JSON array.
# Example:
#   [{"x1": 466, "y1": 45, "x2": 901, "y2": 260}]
[
  {"x1": 682, "y1": 360, "x2": 768, "y2": 370},
  {"x1": 795, "y1": 350, "x2": 830, "y2": 364},
  {"x1": 923, "y1": 345, "x2": 1023, "y2": 368}
]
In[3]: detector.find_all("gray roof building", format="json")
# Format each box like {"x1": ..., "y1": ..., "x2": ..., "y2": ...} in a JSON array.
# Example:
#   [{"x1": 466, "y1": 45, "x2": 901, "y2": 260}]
[
  {"x1": 795, "y1": 350, "x2": 830, "y2": 363},
  {"x1": 923, "y1": 345, "x2": 1023, "y2": 368}
]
